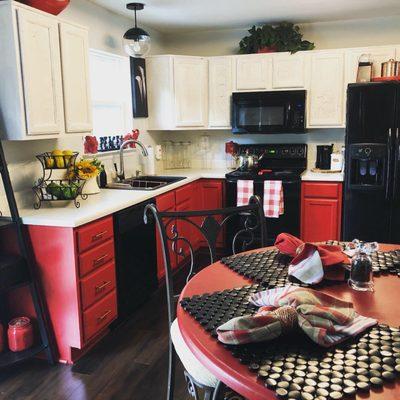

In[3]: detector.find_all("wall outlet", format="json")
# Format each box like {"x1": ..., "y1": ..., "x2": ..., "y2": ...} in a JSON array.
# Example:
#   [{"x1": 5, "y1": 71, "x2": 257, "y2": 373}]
[{"x1": 155, "y1": 145, "x2": 162, "y2": 160}]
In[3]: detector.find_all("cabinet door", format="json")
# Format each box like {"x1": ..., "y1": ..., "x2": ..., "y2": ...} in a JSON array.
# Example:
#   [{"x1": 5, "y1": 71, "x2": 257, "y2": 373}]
[
  {"x1": 235, "y1": 55, "x2": 270, "y2": 91},
  {"x1": 209, "y1": 57, "x2": 232, "y2": 128},
  {"x1": 272, "y1": 53, "x2": 306, "y2": 89},
  {"x1": 345, "y1": 46, "x2": 398, "y2": 84},
  {"x1": 173, "y1": 57, "x2": 208, "y2": 127},
  {"x1": 156, "y1": 192, "x2": 177, "y2": 279},
  {"x1": 59, "y1": 23, "x2": 92, "y2": 133},
  {"x1": 17, "y1": 8, "x2": 64, "y2": 135},
  {"x1": 201, "y1": 180, "x2": 225, "y2": 247},
  {"x1": 308, "y1": 51, "x2": 345, "y2": 127},
  {"x1": 301, "y1": 198, "x2": 339, "y2": 242}
]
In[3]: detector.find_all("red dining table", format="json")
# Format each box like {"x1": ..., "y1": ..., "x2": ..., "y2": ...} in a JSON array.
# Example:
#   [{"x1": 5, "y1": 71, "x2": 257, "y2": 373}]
[{"x1": 177, "y1": 244, "x2": 400, "y2": 400}]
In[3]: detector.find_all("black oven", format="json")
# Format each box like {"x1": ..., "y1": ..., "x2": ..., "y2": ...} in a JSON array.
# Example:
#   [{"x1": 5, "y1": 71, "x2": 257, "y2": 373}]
[
  {"x1": 225, "y1": 178, "x2": 301, "y2": 246},
  {"x1": 232, "y1": 90, "x2": 306, "y2": 134}
]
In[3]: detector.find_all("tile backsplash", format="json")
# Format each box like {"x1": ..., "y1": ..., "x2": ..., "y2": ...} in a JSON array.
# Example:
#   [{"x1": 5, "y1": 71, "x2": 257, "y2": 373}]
[{"x1": 152, "y1": 129, "x2": 346, "y2": 171}]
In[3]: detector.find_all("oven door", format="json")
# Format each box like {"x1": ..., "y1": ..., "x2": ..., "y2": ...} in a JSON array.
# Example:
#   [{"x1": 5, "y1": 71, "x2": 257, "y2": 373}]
[
  {"x1": 226, "y1": 179, "x2": 301, "y2": 246},
  {"x1": 232, "y1": 91, "x2": 306, "y2": 134}
]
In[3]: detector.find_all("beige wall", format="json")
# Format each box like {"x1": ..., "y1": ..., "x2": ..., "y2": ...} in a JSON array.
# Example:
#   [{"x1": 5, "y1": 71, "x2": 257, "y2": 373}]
[
  {"x1": 3, "y1": 0, "x2": 167, "y2": 202},
  {"x1": 164, "y1": 15, "x2": 400, "y2": 56},
  {"x1": 4, "y1": 3, "x2": 400, "y2": 201},
  {"x1": 60, "y1": 0, "x2": 167, "y2": 56}
]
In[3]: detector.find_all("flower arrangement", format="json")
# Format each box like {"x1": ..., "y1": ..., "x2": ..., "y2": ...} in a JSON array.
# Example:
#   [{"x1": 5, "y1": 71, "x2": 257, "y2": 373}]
[
  {"x1": 123, "y1": 129, "x2": 140, "y2": 149},
  {"x1": 69, "y1": 158, "x2": 103, "y2": 180}
]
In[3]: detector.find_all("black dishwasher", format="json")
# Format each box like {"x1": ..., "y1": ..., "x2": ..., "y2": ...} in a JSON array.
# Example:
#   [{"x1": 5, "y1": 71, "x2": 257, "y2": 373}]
[{"x1": 114, "y1": 199, "x2": 157, "y2": 320}]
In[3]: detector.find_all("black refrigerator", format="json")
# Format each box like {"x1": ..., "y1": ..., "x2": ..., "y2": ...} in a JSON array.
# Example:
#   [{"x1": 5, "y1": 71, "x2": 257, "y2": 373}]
[{"x1": 343, "y1": 82, "x2": 400, "y2": 243}]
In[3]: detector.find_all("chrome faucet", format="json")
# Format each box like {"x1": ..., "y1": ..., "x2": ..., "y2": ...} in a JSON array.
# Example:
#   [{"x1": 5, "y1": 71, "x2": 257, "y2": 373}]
[{"x1": 116, "y1": 139, "x2": 149, "y2": 181}]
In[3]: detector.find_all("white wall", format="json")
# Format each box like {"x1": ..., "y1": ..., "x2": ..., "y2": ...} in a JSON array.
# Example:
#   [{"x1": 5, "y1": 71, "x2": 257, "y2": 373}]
[
  {"x1": 4, "y1": 6, "x2": 400, "y2": 205},
  {"x1": 3, "y1": 0, "x2": 167, "y2": 207},
  {"x1": 164, "y1": 15, "x2": 400, "y2": 56}
]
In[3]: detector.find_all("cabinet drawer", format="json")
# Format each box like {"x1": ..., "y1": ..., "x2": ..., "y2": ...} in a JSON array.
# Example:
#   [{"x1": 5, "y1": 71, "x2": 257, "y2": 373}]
[
  {"x1": 156, "y1": 191, "x2": 175, "y2": 211},
  {"x1": 83, "y1": 290, "x2": 117, "y2": 342},
  {"x1": 302, "y1": 182, "x2": 341, "y2": 199},
  {"x1": 79, "y1": 239, "x2": 115, "y2": 277},
  {"x1": 77, "y1": 216, "x2": 113, "y2": 253},
  {"x1": 175, "y1": 184, "x2": 193, "y2": 205},
  {"x1": 80, "y1": 262, "x2": 116, "y2": 310}
]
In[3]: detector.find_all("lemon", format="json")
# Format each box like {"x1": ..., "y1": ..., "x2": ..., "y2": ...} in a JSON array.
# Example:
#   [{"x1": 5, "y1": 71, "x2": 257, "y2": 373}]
[
  {"x1": 63, "y1": 150, "x2": 74, "y2": 167},
  {"x1": 52, "y1": 149, "x2": 65, "y2": 168}
]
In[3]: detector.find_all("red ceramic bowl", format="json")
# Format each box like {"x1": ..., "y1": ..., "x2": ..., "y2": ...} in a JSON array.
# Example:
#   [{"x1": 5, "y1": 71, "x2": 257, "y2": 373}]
[{"x1": 18, "y1": 0, "x2": 70, "y2": 15}]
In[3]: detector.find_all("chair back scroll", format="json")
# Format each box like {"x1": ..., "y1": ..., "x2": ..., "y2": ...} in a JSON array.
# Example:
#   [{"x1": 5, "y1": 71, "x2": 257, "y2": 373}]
[{"x1": 144, "y1": 195, "x2": 267, "y2": 327}]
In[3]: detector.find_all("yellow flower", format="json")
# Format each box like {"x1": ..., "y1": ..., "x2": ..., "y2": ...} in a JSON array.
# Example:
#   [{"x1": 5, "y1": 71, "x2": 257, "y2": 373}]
[{"x1": 69, "y1": 159, "x2": 101, "y2": 180}]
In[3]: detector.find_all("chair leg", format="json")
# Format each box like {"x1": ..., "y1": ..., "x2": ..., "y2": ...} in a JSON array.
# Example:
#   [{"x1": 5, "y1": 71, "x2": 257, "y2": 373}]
[
  {"x1": 167, "y1": 340, "x2": 176, "y2": 400},
  {"x1": 184, "y1": 370, "x2": 201, "y2": 400}
]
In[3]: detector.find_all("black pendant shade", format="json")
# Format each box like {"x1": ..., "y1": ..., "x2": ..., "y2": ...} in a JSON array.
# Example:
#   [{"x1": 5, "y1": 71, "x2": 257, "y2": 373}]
[{"x1": 123, "y1": 2, "x2": 151, "y2": 58}]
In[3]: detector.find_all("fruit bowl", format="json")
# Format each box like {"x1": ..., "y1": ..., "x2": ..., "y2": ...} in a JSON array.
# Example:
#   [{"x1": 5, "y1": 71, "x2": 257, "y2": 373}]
[
  {"x1": 36, "y1": 151, "x2": 78, "y2": 170},
  {"x1": 33, "y1": 179, "x2": 87, "y2": 209}
]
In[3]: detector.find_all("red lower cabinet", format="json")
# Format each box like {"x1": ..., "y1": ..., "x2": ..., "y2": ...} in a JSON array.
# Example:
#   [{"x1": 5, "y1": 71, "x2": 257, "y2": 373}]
[
  {"x1": 301, "y1": 182, "x2": 343, "y2": 242},
  {"x1": 155, "y1": 179, "x2": 225, "y2": 282},
  {"x1": 17, "y1": 216, "x2": 118, "y2": 364},
  {"x1": 156, "y1": 191, "x2": 177, "y2": 280}
]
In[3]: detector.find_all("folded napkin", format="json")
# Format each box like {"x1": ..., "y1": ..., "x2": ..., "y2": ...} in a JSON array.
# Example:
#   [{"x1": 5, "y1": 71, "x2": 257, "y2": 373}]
[
  {"x1": 237, "y1": 180, "x2": 254, "y2": 206},
  {"x1": 275, "y1": 233, "x2": 349, "y2": 284},
  {"x1": 264, "y1": 181, "x2": 284, "y2": 218},
  {"x1": 217, "y1": 286, "x2": 377, "y2": 347}
]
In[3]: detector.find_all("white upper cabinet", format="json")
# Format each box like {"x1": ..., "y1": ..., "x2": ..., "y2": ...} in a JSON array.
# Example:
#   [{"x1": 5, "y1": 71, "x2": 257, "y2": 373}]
[
  {"x1": 308, "y1": 51, "x2": 345, "y2": 128},
  {"x1": 208, "y1": 57, "x2": 232, "y2": 128},
  {"x1": 174, "y1": 56, "x2": 208, "y2": 127},
  {"x1": 272, "y1": 52, "x2": 307, "y2": 89},
  {"x1": 17, "y1": 8, "x2": 64, "y2": 136},
  {"x1": 0, "y1": 2, "x2": 91, "y2": 140},
  {"x1": 234, "y1": 55, "x2": 270, "y2": 91},
  {"x1": 345, "y1": 46, "x2": 399, "y2": 84},
  {"x1": 147, "y1": 55, "x2": 208, "y2": 130},
  {"x1": 59, "y1": 22, "x2": 92, "y2": 133}
]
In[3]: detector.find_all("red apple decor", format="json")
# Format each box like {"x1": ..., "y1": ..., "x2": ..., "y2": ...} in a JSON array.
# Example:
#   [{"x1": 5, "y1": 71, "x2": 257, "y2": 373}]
[{"x1": 17, "y1": 0, "x2": 70, "y2": 15}]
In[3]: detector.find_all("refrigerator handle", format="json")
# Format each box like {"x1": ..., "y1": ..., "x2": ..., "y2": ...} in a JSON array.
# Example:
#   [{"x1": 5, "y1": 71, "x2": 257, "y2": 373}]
[
  {"x1": 385, "y1": 128, "x2": 393, "y2": 201},
  {"x1": 392, "y1": 127, "x2": 399, "y2": 201}
]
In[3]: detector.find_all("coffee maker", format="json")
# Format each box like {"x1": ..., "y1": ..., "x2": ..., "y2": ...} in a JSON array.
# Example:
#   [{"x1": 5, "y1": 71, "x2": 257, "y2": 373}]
[{"x1": 316, "y1": 144, "x2": 333, "y2": 170}]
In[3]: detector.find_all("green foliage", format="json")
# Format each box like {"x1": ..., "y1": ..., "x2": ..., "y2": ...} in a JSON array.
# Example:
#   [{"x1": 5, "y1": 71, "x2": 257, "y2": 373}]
[{"x1": 239, "y1": 22, "x2": 315, "y2": 54}]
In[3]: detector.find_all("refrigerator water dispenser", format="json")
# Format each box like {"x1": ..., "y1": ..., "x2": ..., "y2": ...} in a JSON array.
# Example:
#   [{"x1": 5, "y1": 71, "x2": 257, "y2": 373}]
[{"x1": 348, "y1": 144, "x2": 387, "y2": 188}]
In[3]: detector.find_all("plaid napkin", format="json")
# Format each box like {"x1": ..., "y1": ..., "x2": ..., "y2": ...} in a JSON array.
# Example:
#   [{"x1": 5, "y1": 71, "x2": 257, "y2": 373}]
[
  {"x1": 275, "y1": 233, "x2": 349, "y2": 284},
  {"x1": 264, "y1": 181, "x2": 284, "y2": 218},
  {"x1": 237, "y1": 180, "x2": 254, "y2": 206},
  {"x1": 217, "y1": 286, "x2": 377, "y2": 347}
]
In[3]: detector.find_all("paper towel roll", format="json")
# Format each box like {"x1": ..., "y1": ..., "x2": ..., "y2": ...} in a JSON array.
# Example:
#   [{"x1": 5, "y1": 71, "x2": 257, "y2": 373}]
[{"x1": 145, "y1": 145, "x2": 155, "y2": 175}]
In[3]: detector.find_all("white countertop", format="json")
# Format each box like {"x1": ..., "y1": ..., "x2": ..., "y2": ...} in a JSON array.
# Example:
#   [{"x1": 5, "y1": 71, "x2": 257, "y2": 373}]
[
  {"x1": 19, "y1": 169, "x2": 230, "y2": 228},
  {"x1": 301, "y1": 170, "x2": 344, "y2": 182},
  {"x1": 19, "y1": 167, "x2": 345, "y2": 228}
]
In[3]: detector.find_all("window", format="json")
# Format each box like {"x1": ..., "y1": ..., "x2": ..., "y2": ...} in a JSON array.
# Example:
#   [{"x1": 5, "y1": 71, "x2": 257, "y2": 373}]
[{"x1": 89, "y1": 49, "x2": 133, "y2": 139}]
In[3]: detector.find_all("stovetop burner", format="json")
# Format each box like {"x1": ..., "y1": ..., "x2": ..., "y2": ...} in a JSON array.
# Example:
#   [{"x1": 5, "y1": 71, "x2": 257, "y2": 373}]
[{"x1": 226, "y1": 143, "x2": 307, "y2": 182}]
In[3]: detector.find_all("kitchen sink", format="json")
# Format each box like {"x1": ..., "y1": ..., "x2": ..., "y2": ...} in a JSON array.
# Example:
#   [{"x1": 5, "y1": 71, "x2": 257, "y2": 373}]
[{"x1": 106, "y1": 175, "x2": 186, "y2": 191}]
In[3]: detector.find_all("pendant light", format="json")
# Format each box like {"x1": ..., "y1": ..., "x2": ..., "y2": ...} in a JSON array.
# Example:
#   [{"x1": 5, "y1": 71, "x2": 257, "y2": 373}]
[{"x1": 123, "y1": 3, "x2": 151, "y2": 58}]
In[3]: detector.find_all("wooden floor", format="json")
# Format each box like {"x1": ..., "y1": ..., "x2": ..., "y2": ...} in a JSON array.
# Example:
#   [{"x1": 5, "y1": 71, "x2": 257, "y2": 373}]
[{"x1": 0, "y1": 287, "x2": 192, "y2": 400}]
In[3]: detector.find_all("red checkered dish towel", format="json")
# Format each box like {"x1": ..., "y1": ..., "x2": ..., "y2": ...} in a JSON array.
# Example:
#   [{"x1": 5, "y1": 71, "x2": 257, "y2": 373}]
[
  {"x1": 217, "y1": 286, "x2": 377, "y2": 347},
  {"x1": 237, "y1": 180, "x2": 254, "y2": 206},
  {"x1": 264, "y1": 180, "x2": 284, "y2": 218}
]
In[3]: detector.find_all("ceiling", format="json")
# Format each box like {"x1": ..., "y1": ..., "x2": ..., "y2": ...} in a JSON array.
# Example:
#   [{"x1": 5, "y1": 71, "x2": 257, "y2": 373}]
[{"x1": 90, "y1": 0, "x2": 400, "y2": 33}]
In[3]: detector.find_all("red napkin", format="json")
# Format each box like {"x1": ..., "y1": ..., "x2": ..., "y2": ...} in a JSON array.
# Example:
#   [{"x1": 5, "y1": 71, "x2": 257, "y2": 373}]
[{"x1": 275, "y1": 233, "x2": 349, "y2": 284}]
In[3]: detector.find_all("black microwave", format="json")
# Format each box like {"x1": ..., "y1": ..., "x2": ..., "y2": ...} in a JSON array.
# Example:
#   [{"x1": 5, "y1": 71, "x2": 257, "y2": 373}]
[{"x1": 232, "y1": 90, "x2": 306, "y2": 134}]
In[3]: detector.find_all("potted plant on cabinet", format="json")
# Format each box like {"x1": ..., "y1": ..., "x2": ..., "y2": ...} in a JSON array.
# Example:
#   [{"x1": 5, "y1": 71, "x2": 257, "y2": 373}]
[{"x1": 239, "y1": 22, "x2": 315, "y2": 54}]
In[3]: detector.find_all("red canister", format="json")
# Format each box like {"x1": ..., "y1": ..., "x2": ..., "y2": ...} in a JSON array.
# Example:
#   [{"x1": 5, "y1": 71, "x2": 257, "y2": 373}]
[{"x1": 8, "y1": 317, "x2": 34, "y2": 352}]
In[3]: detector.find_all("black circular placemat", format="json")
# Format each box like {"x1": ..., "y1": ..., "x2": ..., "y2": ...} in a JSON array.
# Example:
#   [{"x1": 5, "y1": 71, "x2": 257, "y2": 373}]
[
  {"x1": 180, "y1": 285, "x2": 400, "y2": 400},
  {"x1": 326, "y1": 241, "x2": 400, "y2": 276},
  {"x1": 220, "y1": 246, "x2": 400, "y2": 287}
]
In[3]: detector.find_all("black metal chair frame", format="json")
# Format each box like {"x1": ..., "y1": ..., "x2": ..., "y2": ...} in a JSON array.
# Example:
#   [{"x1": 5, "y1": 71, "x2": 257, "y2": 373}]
[{"x1": 144, "y1": 195, "x2": 267, "y2": 400}]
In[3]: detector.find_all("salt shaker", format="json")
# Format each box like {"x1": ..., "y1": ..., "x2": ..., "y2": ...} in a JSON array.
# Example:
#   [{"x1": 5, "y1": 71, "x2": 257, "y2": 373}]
[{"x1": 348, "y1": 240, "x2": 378, "y2": 292}]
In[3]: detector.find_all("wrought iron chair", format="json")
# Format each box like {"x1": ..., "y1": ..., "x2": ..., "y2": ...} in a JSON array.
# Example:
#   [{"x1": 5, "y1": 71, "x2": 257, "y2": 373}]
[{"x1": 144, "y1": 195, "x2": 267, "y2": 400}]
